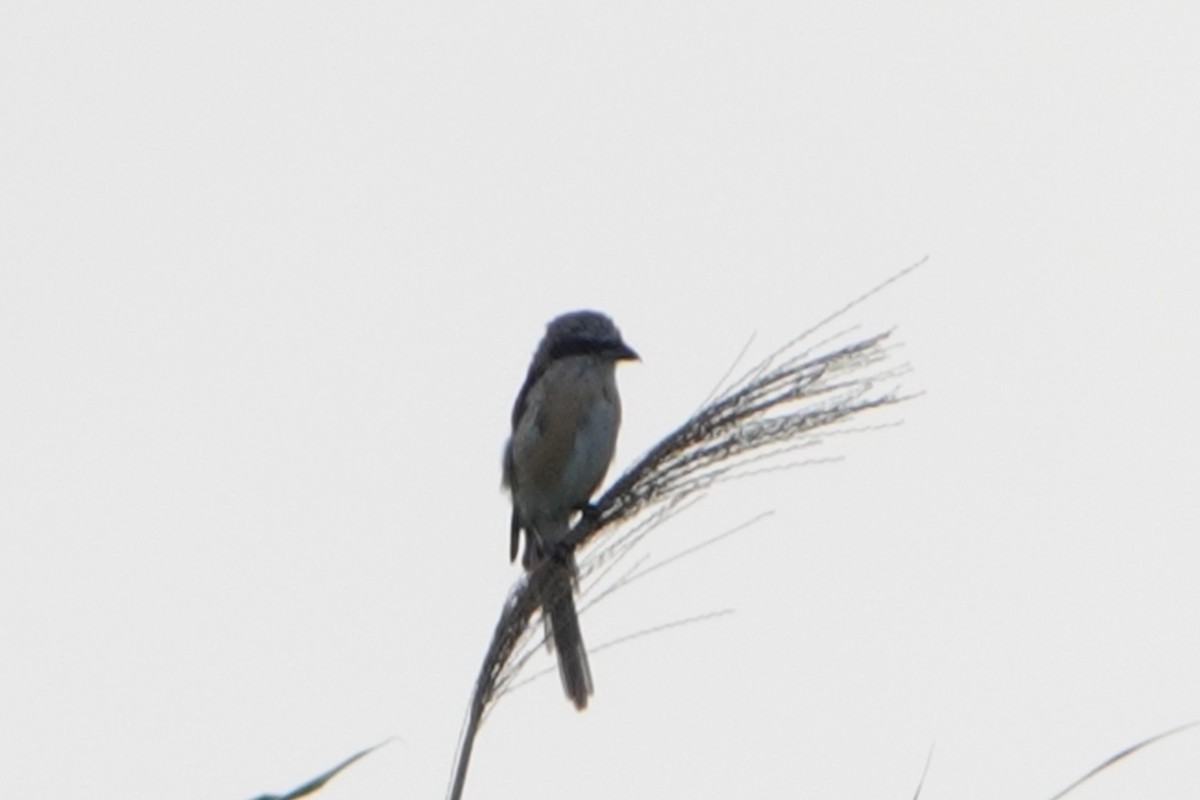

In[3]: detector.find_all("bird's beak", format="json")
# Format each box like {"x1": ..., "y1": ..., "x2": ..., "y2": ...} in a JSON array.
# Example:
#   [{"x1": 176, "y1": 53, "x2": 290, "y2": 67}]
[{"x1": 613, "y1": 341, "x2": 640, "y2": 361}]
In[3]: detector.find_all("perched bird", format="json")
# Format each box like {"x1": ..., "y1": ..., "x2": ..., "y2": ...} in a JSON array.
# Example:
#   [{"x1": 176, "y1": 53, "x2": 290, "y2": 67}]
[{"x1": 503, "y1": 310, "x2": 639, "y2": 710}]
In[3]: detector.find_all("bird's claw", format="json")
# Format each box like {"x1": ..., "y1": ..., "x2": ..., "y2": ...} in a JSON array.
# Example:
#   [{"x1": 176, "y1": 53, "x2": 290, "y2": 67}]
[{"x1": 577, "y1": 503, "x2": 602, "y2": 523}]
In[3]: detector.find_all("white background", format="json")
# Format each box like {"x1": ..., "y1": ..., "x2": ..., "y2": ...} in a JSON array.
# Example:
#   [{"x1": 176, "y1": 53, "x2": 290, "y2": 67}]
[{"x1": 3, "y1": 3, "x2": 1198, "y2": 799}]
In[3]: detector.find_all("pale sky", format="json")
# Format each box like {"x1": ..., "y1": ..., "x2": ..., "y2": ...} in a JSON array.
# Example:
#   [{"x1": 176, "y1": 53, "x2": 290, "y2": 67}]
[{"x1": 3, "y1": 3, "x2": 1199, "y2": 799}]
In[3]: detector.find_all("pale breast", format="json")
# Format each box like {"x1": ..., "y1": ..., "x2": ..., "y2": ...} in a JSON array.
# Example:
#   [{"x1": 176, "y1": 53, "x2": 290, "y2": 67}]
[{"x1": 511, "y1": 356, "x2": 621, "y2": 536}]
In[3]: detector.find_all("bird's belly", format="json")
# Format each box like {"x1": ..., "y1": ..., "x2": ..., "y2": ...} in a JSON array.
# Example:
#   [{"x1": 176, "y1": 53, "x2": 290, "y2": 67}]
[
  {"x1": 560, "y1": 407, "x2": 618, "y2": 506},
  {"x1": 516, "y1": 402, "x2": 618, "y2": 529}
]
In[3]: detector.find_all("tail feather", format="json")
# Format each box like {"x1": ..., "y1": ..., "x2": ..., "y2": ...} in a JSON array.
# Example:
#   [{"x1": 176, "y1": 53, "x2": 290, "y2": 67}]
[{"x1": 540, "y1": 558, "x2": 593, "y2": 710}]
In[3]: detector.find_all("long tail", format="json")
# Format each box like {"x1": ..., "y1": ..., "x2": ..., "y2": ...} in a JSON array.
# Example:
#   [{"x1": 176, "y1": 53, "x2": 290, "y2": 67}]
[{"x1": 540, "y1": 556, "x2": 593, "y2": 710}]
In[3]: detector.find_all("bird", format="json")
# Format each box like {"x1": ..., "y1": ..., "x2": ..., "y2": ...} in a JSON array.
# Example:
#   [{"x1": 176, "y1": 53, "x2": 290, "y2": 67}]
[{"x1": 503, "y1": 310, "x2": 639, "y2": 710}]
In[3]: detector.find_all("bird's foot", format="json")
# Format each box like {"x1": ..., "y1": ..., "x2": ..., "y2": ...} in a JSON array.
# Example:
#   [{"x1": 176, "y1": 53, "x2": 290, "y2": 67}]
[
  {"x1": 576, "y1": 502, "x2": 602, "y2": 524},
  {"x1": 548, "y1": 539, "x2": 574, "y2": 566}
]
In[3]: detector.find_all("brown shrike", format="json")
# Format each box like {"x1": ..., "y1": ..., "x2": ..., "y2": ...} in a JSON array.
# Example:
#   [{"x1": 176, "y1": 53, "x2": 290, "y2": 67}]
[{"x1": 503, "y1": 311, "x2": 638, "y2": 710}]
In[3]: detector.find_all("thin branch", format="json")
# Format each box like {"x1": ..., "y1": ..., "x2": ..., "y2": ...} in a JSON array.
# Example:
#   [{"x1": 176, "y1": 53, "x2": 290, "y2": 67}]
[
  {"x1": 696, "y1": 330, "x2": 758, "y2": 412},
  {"x1": 1046, "y1": 720, "x2": 1200, "y2": 800},
  {"x1": 596, "y1": 511, "x2": 774, "y2": 596},
  {"x1": 591, "y1": 609, "x2": 736, "y2": 656},
  {"x1": 911, "y1": 742, "x2": 936, "y2": 800},
  {"x1": 247, "y1": 739, "x2": 393, "y2": 800},
  {"x1": 505, "y1": 610, "x2": 735, "y2": 696}
]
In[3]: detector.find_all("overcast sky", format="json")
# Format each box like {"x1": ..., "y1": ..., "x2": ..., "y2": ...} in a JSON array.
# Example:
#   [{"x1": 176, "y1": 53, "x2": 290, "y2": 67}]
[{"x1": 3, "y1": 3, "x2": 1199, "y2": 799}]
